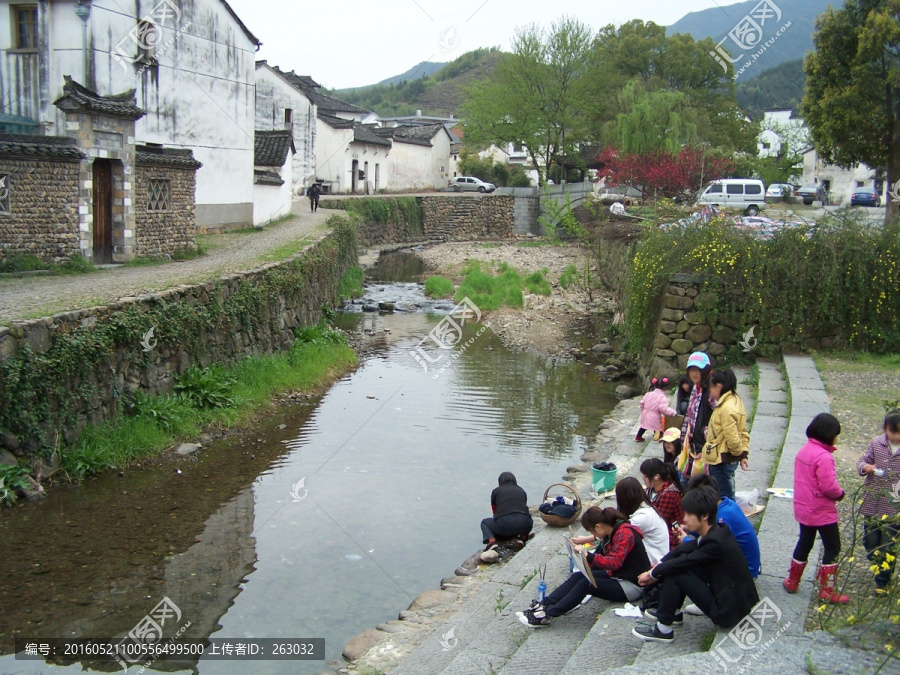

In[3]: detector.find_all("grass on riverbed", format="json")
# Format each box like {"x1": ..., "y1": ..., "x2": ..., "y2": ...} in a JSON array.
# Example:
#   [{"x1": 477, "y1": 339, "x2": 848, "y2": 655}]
[
  {"x1": 339, "y1": 266, "x2": 365, "y2": 299},
  {"x1": 60, "y1": 324, "x2": 357, "y2": 479},
  {"x1": 424, "y1": 275, "x2": 455, "y2": 298},
  {"x1": 454, "y1": 260, "x2": 551, "y2": 310}
]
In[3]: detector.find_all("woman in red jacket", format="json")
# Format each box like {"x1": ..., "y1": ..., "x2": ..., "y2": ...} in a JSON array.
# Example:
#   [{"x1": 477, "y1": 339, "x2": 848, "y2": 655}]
[
  {"x1": 517, "y1": 507, "x2": 651, "y2": 627},
  {"x1": 782, "y1": 413, "x2": 848, "y2": 604}
]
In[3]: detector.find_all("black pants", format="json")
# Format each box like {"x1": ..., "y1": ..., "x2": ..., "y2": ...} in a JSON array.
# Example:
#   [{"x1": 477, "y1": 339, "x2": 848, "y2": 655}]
[
  {"x1": 543, "y1": 569, "x2": 628, "y2": 617},
  {"x1": 310, "y1": 197, "x2": 319, "y2": 212},
  {"x1": 864, "y1": 517, "x2": 899, "y2": 586},
  {"x1": 656, "y1": 568, "x2": 731, "y2": 627},
  {"x1": 792, "y1": 522, "x2": 841, "y2": 565},
  {"x1": 481, "y1": 513, "x2": 533, "y2": 543},
  {"x1": 636, "y1": 427, "x2": 647, "y2": 439}
]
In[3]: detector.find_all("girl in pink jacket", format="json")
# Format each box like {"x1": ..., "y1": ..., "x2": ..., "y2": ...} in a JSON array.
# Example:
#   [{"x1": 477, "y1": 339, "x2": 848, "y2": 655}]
[
  {"x1": 636, "y1": 378, "x2": 677, "y2": 442},
  {"x1": 783, "y1": 413, "x2": 848, "y2": 604}
]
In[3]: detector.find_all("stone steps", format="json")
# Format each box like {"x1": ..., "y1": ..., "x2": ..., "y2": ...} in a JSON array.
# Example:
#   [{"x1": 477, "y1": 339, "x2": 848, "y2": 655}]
[{"x1": 375, "y1": 357, "x2": 872, "y2": 674}]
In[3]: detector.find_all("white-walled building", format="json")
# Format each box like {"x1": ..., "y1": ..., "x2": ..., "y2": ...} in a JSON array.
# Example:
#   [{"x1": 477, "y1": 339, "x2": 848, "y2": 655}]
[
  {"x1": 255, "y1": 62, "x2": 316, "y2": 194},
  {"x1": 0, "y1": 0, "x2": 261, "y2": 229},
  {"x1": 758, "y1": 109, "x2": 808, "y2": 160},
  {"x1": 316, "y1": 113, "x2": 391, "y2": 194},
  {"x1": 253, "y1": 130, "x2": 294, "y2": 226},
  {"x1": 801, "y1": 147, "x2": 886, "y2": 206},
  {"x1": 372, "y1": 123, "x2": 453, "y2": 191}
]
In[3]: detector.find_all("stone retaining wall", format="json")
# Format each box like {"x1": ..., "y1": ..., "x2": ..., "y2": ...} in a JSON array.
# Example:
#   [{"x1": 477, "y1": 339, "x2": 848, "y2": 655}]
[
  {"x1": 0, "y1": 158, "x2": 82, "y2": 262},
  {"x1": 0, "y1": 219, "x2": 358, "y2": 453}
]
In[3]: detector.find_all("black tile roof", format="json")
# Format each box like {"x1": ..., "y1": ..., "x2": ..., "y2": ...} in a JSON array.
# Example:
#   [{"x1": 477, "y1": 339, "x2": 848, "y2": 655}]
[
  {"x1": 0, "y1": 133, "x2": 84, "y2": 161},
  {"x1": 254, "y1": 169, "x2": 284, "y2": 186},
  {"x1": 254, "y1": 130, "x2": 295, "y2": 167},
  {"x1": 135, "y1": 145, "x2": 202, "y2": 169},
  {"x1": 374, "y1": 123, "x2": 446, "y2": 147},
  {"x1": 318, "y1": 113, "x2": 392, "y2": 147},
  {"x1": 271, "y1": 66, "x2": 369, "y2": 115},
  {"x1": 53, "y1": 77, "x2": 145, "y2": 121}
]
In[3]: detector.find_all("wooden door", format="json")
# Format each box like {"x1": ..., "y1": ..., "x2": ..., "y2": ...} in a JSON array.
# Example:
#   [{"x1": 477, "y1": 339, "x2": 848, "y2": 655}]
[{"x1": 92, "y1": 160, "x2": 113, "y2": 264}]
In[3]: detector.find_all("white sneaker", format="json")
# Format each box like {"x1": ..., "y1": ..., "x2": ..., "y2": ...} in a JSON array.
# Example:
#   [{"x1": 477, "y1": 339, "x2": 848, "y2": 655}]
[{"x1": 684, "y1": 603, "x2": 704, "y2": 616}]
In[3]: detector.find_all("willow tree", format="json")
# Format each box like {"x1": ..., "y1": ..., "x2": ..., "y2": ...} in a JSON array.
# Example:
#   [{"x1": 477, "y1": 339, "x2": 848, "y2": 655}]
[{"x1": 803, "y1": 0, "x2": 900, "y2": 223}]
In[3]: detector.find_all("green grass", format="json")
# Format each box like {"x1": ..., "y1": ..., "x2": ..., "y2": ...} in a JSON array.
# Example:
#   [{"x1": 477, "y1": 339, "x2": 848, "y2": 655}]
[
  {"x1": 0, "y1": 253, "x2": 50, "y2": 274},
  {"x1": 60, "y1": 324, "x2": 357, "y2": 480},
  {"x1": 813, "y1": 350, "x2": 900, "y2": 373},
  {"x1": 338, "y1": 266, "x2": 365, "y2": 300},
  {"x1": 454, "y1": 260, "x2": 551, "y2": 311},
  {"x1": 558, "y1": 264, "x2": 577, "y2": 289},
  {"x1": 424, "y1": 275, "x2": 455, "y2": 298},
  {"x1": 700, "y1": 628, "x2": 718, "y2": 651},
  {"x1": 257, "y1": 235, "x2": 317, "y2": 263}
]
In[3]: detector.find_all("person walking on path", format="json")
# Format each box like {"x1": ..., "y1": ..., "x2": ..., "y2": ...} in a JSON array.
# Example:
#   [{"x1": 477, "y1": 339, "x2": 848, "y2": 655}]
[
  {"x1": 307, "y1": 182, "x2": 321, "y2": 212},
  {"x1": 677, "y1": 352, "x2": 714, "y2": 484},
  {"x1": 857, "y1": 408, "x2": 900, "y2": 589},
  {"x1": 518, "y1": 507, "x2": 651, "y2": 627},
  {"x1": 636, "y1": 378, "x2": 677, "y2": 442},
  {"x1": 481, "y1": 472, "x2": 533, "y2": 551},
  {"x1": 782, "y1": 413, "x2": 849, "y2": 604},
  {"x1": 632, "y1": 487, "x2": 760, "y2": 643},
  {"x1": 701, "y1": 369, "x2": 750, "y2": 501}
]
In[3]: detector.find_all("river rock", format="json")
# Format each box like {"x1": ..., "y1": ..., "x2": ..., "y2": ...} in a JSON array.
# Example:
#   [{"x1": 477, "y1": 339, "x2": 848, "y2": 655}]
[
  {"x1": 615, "y1": 385, "x2": 637, "y2": 400},
  {"x1": 480, "y1": 550, "x2": 500, "y2": 564},
  {"x1": 394, "y1": 302, "x2": 417, "y2": 312},
  {"x1": 0, "y1": 432, "x2": 21, "y2": 454},
  {"x1": 176, "y1": 443, "x2": 201, "y2": 456},
  {"x1": 199, "y1": 433, "x2": 214, "y2": 445},
  {"x1": 0, "y1": 448, "x2": 17, "y2": 466},
  {"x1": 378, "y1": 302, "x2": 395, "y2": 312},
  {"x1": 408, "y1": 590, "x2": 458, "y2": 611},
  {"x1": 342, "y1": 628, "x2": 383, "y2": 661},
  {"x1": 362, "y1": 305, "x2": 379, "y2": 312},
  {"x1": 592, "y1": 343, "x2": 614, "y2": 354}
]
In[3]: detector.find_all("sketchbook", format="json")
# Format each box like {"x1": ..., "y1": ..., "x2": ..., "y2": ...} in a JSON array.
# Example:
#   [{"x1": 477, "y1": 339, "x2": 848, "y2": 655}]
[{"x1": 563, "y1": 536, "x2": 597, "y2": 587}]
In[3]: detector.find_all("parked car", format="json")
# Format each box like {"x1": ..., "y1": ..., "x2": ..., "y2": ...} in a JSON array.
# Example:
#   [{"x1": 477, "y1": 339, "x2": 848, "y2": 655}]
[
  {"x1": 850, "y1": 186, "x2": 882, "y2": 207},
  {"x1": 765, "y1": 183, "x2": 792, "y2": 200},
  {"x1": 797, "y1": 185, "x2": 827, "y2": 206},
  {"x1": 449, "y1": 176, "x2": 496, "y2": 193},
  {"x1": 594, "y1": 185, "x2": 643, "y2": 206},
  {"x1": 696, "y1": 178, "x2": 766, "y2": 216}
]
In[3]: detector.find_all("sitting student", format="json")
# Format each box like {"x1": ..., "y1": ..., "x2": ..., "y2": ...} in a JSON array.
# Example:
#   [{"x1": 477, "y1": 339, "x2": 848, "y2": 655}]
[
  {"x1": 685, "y1": 474, "x2": 761, "y2": 579},
  {"x1": 518, "y1": 507, "x2": 650, "y2": 627},
  {"x1": 633, "y1": 487, "x2": 760, "y2": 643},
  {"x1": 641, "y1": 458, "x2": 685, "y2": 551},
  {"x1": 481, "y1": 472, "x2": 533, "y2": 551},
  {"x1": 616, "y1": 477, "x2": 670, "y2": 565}
]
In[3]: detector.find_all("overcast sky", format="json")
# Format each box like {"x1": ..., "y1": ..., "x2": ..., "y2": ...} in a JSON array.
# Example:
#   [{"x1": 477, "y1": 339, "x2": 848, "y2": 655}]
[{"x1": 225, "y1": 0, "x2": 733, "y2": 90}]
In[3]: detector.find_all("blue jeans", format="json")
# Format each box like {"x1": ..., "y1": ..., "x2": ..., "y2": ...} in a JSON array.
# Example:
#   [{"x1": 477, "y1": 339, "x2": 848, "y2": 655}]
[{"x1": 708, "y1": 462, "x2": 738, "y2": 501}]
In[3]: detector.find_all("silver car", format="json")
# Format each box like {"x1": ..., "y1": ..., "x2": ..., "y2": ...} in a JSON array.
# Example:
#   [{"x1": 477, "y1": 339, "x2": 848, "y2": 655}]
[{"x1": 449, "y1": 176, "x2": 496, "y2": 193}]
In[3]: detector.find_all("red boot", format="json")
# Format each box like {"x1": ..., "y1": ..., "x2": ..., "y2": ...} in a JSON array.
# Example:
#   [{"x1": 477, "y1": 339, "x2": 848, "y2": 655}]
[
  {"x1": 782, "y1": 558, "x2": 807, "y2": 593},
  {"x1": 818, "y1": 563, "x2": 849, "y2": 604}
]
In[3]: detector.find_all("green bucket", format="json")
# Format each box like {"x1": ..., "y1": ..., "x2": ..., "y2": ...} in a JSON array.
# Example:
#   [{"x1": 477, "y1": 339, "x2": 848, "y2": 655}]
[{"x1": 592, "y1": 467, "x2": 617, "y2": 493}]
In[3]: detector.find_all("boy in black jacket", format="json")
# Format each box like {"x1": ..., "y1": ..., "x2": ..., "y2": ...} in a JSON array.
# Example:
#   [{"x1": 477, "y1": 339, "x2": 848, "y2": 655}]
[{"x1": 633, "y1": 486, "x2": 759, "y2": 642}]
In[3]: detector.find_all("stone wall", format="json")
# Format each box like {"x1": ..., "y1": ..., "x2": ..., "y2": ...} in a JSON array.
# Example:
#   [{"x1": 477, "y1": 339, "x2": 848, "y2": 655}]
[
  {"x1": 319, "y1": 195, "x2": 515, "y2": 247},
  {"x1": 644, "y1": 274, "x2": 737, "y2": 382},
  {"x1": 134, "y1": 164, "x2": 198, "y2": 258},
  {"x1": 0, "y1": 157, "x2": 82, "y2": 263},
  {"x1": 0, "y1": 219, "x2": 358, "y2": 451}
]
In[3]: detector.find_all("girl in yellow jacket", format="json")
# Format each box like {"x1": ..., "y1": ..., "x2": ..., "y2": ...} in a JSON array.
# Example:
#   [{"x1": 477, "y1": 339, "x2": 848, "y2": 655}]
[{"x1": 701, "y1": 369, "x2": 750, "y2": 501}]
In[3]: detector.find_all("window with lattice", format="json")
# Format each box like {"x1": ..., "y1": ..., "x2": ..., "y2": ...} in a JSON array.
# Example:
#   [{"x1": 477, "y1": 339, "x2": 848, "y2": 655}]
[{"x1": 147, "y1": 178, "x2": 171, "y2": 211}]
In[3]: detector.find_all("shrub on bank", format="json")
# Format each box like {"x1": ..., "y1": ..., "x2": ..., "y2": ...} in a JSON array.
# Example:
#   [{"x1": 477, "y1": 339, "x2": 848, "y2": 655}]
[
  {"x1": 454, "y1": 260, "x2": 551, "y2": 311},
  {"x1": 625, "y1": 213, "x2": 900, "y2": 356},
  {"x1": 424, "y1": 275, "x2": 455, "y2": 298}
]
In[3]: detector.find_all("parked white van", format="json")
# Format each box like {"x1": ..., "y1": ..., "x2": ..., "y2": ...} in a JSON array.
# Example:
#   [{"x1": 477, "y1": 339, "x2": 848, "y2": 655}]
[{"x1": 696, "y1": 179, "x2": 766, "y2": 215}]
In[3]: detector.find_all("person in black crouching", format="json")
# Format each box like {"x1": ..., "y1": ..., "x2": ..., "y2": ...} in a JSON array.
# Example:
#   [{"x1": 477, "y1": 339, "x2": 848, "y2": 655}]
[
  {"x1": 481, "y1": 472, "x2": 534, "y2": 551},
  {"x1": 633, "y1": 486, "x2": 759, "y2": 642}
]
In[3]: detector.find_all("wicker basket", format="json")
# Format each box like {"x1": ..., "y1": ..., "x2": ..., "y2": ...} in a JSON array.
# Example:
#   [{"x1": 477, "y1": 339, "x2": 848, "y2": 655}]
[{"x1": 539, "y1": 483, "x2": 583, "y2": 527}]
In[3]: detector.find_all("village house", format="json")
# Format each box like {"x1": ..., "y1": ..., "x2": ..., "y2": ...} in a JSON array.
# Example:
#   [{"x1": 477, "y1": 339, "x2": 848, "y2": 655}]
[
  {"x1": 253, "y1": 130, "x2": 295, "y2": 226},
  {"x1": 372, "y1": 123, "x2": 454, "y2": 191},
  {"x1": 316, "y1": 113, "x2": 391, "y2": 194},
  {"x1": 801, "y1": 146, "x2": 886, "y2": 206},
  {"x1": 0, "y1": 0, "x2": 260, "y2": 263}
]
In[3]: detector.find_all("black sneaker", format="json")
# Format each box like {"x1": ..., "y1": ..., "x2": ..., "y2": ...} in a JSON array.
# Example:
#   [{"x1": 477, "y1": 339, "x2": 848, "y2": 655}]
[
  {"x1": 526, "y1": 600, "x2": 544, "y2": 612},
  {"x1": 632, "y1": 622, "x2": 674, "y2": 642},
  {"x1": 644, "y1": 608, "x2": 683, "y2": 625},
  {"x1": 517, "y1": 608, "x2": 550, "y2": 628}
]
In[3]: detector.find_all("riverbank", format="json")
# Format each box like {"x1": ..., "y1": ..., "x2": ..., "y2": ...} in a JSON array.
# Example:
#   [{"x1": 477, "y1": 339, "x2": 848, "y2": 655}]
[{"x1": 415, "y1": 241, "x2": 619, "y2": 357}]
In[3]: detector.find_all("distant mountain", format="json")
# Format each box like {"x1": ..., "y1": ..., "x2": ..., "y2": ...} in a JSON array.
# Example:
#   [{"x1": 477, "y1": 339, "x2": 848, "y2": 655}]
[
  {"x1": 330, "y1": 48, "x2": 502, "y2": 118},
  {"x1": 339, "y1": 62, "x2": 447, "y2": 92},
  {"x1": 735, "y1": 58, "x2": 806, "y2": 119},
  {"x1": 667, "y1": 0, "x2": 841, "y2": 75}
]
